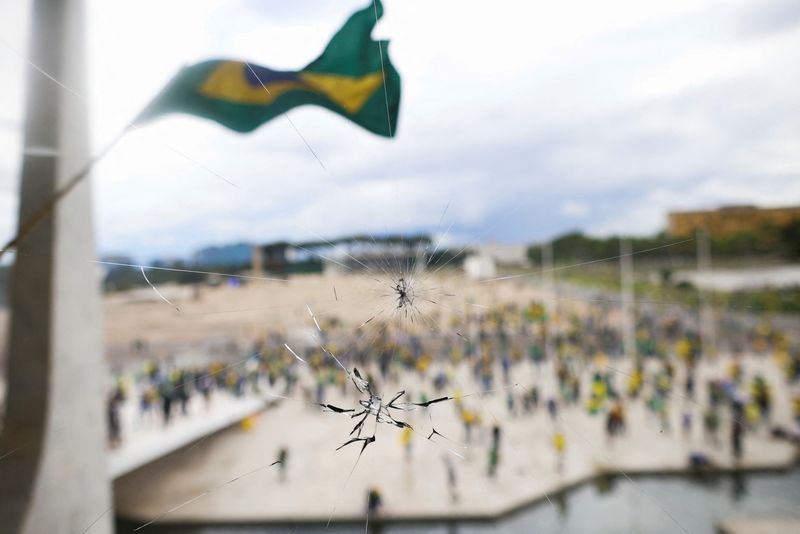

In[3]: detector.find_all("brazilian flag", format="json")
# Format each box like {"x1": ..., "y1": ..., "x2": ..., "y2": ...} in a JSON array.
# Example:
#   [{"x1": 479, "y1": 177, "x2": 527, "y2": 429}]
[{"x1": 137, "y1": 0, "x2": 399, "y2": 137}]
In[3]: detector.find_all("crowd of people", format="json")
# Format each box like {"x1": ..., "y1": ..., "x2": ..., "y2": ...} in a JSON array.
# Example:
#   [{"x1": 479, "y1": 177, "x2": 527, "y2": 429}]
[
  {"x1": 105, "y1": 350, "x2": 273, "y2": 447},
  {"x1": 106, "y1": 292, "x2": 800, "y2": 501},
  {"x1": 338, "y1": 297, "x2": 794, "y2": 480}
]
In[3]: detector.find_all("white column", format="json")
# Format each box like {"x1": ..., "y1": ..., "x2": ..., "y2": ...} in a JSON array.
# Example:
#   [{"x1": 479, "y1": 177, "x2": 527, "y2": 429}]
[{"x1": 0, "y1": 0, "x2": 111, "y2": 532}]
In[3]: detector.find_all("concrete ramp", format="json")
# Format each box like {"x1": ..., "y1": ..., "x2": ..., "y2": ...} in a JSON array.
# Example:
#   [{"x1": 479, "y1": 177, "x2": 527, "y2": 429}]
[{"x1": 108, "y1": 394, "x2": 266, "y2": 478}]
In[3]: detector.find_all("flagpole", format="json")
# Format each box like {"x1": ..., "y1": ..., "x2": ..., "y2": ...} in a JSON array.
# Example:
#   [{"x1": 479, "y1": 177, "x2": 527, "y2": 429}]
[
  {"x1": 620, "y1": 238, "x2": 636, "y2": 360},
  {"x1": 697, "y1": 229, "x2": 716, "y2": 358},
  {"x1": 543, "y1": 240, "x2": 556, "y2": 361}
]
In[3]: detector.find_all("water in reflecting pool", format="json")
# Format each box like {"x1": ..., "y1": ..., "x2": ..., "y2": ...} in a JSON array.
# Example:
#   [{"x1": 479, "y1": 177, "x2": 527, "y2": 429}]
[{"x1": 119, "y1": 468, "x2": 800, "y2": 534}]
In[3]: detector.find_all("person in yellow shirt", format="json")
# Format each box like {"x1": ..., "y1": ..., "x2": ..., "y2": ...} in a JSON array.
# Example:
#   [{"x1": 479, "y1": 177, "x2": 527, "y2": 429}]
[
  {"x1": 461, "y1": 408, "x2": 478, "y2": 443},
  {"x1": 553, "y1": 431, "x2": 567, "y2": 473},
  {"x1": 400, "y1": 426, "x2": 413, "y2": 462},
  {"x1": 627, "y1": 365, "x2": 644, "y2": 398}
]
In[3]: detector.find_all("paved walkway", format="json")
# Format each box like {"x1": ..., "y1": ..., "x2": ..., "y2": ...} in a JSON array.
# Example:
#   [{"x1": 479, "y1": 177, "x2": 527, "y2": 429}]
[
  {"x1": 716, "y1": 518, "x2": 800, "y2": 534},
  {"x1": 108, "y1": 390, "x2": 266, "y2": 478},
  {"x1": 114, "y1": 353, "x2": 799, "y2": 527}
]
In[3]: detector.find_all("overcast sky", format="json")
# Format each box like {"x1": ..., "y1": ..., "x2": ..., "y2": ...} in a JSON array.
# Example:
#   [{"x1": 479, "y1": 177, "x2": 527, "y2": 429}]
[{"x1": 1, "y1": 0, "x2": 799, "y2": 261}]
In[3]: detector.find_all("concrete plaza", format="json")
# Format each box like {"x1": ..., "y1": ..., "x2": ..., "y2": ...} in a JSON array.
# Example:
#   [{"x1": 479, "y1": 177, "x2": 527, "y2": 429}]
[{"x1": 114, "y1": 353, "x2": 798, "y2": 527}]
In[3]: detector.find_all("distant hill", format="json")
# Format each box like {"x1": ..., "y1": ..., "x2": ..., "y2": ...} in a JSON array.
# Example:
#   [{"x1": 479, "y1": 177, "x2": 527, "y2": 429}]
[{"x1": 528, "y1": 222, "x2": 800, "y2": 267}]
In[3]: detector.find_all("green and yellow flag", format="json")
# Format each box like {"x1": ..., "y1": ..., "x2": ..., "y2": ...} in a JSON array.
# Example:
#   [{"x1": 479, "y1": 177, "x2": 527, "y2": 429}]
[{"x1": 137, "y1": 0, "x2": 399, "y2": 137}]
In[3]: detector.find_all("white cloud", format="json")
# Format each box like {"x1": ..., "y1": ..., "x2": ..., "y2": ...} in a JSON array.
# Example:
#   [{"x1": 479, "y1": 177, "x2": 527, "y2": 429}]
[
  {"x1": 0, "y1": 0, "x2": 798, "y2": 259},
  {"x1": 560, "y1": 201, "x2": 590, "y2": 218},
  {"x1": 590, "y1": 173, "x2": 800, "y2": 236}
]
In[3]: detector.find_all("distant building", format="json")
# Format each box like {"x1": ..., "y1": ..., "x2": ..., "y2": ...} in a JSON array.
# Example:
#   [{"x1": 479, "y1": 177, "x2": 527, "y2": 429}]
[
  {"x1": 477, "y1": 243, "x2": 530, "y2": 267},
  {"x1": 251, "y1": 234, "x2": 431, "y2": 275},
  {"x1": 194, "y1": 243, "x2": 252, "y2": 268},
  {"x1": 464, "y1": 254, "x2": 496, "y2": 280},
  {"x1": 251, "y1": 241, "x2": 322, "y2": 275},
  {"x1": 667, "y1": 205, "x2": 800, "y2": 238},
  {"x1": 463, "y1": 243, "x2": 529, "y2": 280}
]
